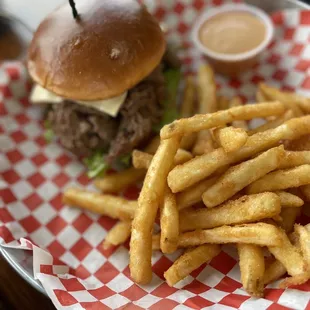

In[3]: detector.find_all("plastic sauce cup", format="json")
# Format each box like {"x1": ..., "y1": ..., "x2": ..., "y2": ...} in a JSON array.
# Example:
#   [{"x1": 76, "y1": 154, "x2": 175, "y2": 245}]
[{"x1": 192, "y1": 4, "x2": 274, "y2": 77}]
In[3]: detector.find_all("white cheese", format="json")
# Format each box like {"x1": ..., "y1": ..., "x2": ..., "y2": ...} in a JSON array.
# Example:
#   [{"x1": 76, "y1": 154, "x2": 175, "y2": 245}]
[{"x1": 30, "y1": 84, "x2": 127, "y2": 117}]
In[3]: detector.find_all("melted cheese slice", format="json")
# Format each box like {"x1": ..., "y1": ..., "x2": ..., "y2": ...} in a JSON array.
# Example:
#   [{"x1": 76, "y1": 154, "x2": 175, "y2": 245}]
[{"x1": 30, "y1": 84, "x2": 127, "y2": 117}]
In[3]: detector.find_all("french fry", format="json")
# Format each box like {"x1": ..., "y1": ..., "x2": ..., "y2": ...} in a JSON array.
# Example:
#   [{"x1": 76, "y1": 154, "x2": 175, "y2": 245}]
[
  {"x1": 192, "y1": 130, "x2": 215, "y2": 155},
  {"x1": 130, "y1": 136, "x2": 180, "y2": 284},
  {"x1": 180, "y1": 133, "x2": 197, "y2": 150},
  {"x1": 178, "y1": 223, "x2": 282, "y2": 247},
  {"x1": 268, "y1": 229, "x2": 308, "y2": 285},
  {"x1": 285, "y1": 134, "x2": 310, "y2": 152},
  {"x1": 160, "y1": 101, "x2": 286, "y2": 139},
  {"x1": 177, "y1": 176, "x2": 218, "y2": 210},
  {"x1": 248, "y1": 110, "x2": 294, "y2": 135},
  {"x1": 263, "y1": 259, "x2": 286, "y2": 285},
  {"x1": 103, "y1": 221, "x2": 131, "y2": 249},
  {"x1": 178, "y1": 75, "x2": 195, "y2": 152},
  {"x1": 174, "y1": 149, "x2": 193, "y2": 165},
  {"x1": 278, "y1": 151, "x2": 310, "y2": 169},
  {"x1": 164, "y1": 244, "x2": 220, "y2": 286},
  {"x1": 160, "y1": 187, "x2": 179, "y2": 254},
  {"x1": 152, "y1": 234, "x2": 160, "y2": 251},
  {"x1": 144, "y1": 136, "x2": 160, "y2": 154},
  {"x1": 94, "y1": 168, "x2": 145, "y2": 193},
  {"x1": 202, "y1": 146, "x2": 283, "y2": 207},
  {"x1": 197, "y1": 64, "x2": 217, "y2": 114},
  {"x1": 280, "y1": 207, "x2": 301, "y2": 233},
  {"x1": 247, "y1": 165, "x2": 310, "y2": 194},
  {"x1": 275, "y1": 191, "x2": 304, "y2": 208},
  {"x1": 132, "y1": 149, "x2": 192, "y2": 170},
  {"x1": 256, "y1": 89, "x2": 267, "y2": 103},
  {"x1": 300, "y1": 184, "x2": 310, "y2": 202},
  {"x1": 132, "y1": 150, "x2": 153, "y2": 169},
  {"x1": 294, "y1": 224, "x2": 310, "y2": 265},
  {"x1": 180, "y1": 193, "x2": 280, "y2": 232},
  {"x1": 259, "y1": 83, "x2": 304, "y2": 117},
  {"x1": 237, "y1": 244, "x2": 265, "y2": 297},
  {"x1": 180, "y1": 76, "x2": 196, "y2": 118},
  {"x1": 213, "y1": 126, "x2": 248, "y2": 153},
  {"x1": 63, "y1": 188, "x2": 137, "y2": 221},
  {"x1": 168, "y1": 116, "x2": 310, "y2": 193},
  {"x1": 229, "y1": 97, "x2": 248, "y2": 130},
  {"x1": 218, "y1": 95, "x2": 229, "y2": 110},
  {"x1": 191, "y1": 65, "x2": 217, "y2": 155}
]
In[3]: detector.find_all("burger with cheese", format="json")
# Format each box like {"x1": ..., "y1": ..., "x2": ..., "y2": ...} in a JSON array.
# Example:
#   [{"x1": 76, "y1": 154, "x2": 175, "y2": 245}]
[{"x1": 27, "y1": 0, "x2": 180, "y2": 177}]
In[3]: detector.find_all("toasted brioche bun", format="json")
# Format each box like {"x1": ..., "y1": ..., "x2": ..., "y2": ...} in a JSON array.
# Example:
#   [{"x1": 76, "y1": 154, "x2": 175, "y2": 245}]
[{"x1": 27, "y1": 0, "x2": 165, "y2": 101}]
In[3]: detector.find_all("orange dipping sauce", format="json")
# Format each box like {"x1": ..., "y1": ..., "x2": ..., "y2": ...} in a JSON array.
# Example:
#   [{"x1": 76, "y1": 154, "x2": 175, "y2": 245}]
[{"x1": 198, "y1": 11, "x2": 267, "y2": 55}]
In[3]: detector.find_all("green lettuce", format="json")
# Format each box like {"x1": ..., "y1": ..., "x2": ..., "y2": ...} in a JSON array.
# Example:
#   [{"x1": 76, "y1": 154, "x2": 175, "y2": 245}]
[
  {"x1": 154, "y1": 68, "x2": 181, "y2": 132},
  {"x1": 83, "y1": 151, "x2": 131, "y2": 179},
  {"x1": 84, "y1": 151, "x2": 108, "y2": 179},
  {"x1": 43, "y1": 120, "x2": 55, "y2": 143}
]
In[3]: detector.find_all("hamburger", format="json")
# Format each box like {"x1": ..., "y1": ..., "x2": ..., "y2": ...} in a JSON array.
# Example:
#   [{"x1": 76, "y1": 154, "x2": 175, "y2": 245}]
[{"x1": 27, "y1": 0, "x2": 180, "y2": 177}]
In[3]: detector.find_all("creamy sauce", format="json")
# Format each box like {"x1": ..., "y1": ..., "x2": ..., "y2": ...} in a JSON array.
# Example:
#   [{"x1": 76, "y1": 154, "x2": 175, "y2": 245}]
[{"x1": 199, "y1": 11, "x2": 266, "y2": 55}]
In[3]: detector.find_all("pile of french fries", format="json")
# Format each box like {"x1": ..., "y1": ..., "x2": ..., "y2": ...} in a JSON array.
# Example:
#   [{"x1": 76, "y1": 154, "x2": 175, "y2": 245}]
[{"x1": 63, "y1": 65, "x2": 310, "y2": 297}]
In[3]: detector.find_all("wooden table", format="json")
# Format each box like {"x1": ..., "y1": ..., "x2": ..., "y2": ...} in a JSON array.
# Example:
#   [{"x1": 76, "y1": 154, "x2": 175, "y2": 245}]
[{"x1": 0, "y1": 255, "x2": 55, "y2": 310}]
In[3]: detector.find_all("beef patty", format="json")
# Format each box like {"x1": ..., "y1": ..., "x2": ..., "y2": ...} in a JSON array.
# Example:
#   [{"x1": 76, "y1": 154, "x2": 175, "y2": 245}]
[{"x1": 46, "y1": 65, "x2": 166, "y2": 162}]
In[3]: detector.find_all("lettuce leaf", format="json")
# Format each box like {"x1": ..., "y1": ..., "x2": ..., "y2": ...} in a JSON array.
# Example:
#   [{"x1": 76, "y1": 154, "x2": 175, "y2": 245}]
[
  {"x1": 84, "y1": 151, "x2": 108, "y2": 178},
  {"x1": 119, "y1": 153, "x2": 132, "y2": 167},
  {"x1": 83, "y1": 151, "x2": 132, "y2": 179},
  {"x1": 154, "y1": 68, "x2": 181, "y2": 132},
  {"x1": 43, "y1": 120, "x2": 55, "y2": 143}
]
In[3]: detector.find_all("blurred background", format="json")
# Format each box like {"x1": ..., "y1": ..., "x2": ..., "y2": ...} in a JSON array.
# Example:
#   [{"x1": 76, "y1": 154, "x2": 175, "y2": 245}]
[{"x1": 0, "y1": 0, "x2": 309, "y2": 63}]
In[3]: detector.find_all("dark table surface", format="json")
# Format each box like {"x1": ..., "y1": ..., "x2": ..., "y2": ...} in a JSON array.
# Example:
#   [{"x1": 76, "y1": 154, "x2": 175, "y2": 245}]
[{"x1": 0, "y1": 255, "x2": 55, "y2": 310}]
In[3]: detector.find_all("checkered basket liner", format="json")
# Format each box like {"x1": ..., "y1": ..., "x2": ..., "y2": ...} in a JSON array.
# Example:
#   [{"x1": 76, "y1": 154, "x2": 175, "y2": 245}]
[{"x1": 1, "y1": 1, "x2": 310, "y2": 309}]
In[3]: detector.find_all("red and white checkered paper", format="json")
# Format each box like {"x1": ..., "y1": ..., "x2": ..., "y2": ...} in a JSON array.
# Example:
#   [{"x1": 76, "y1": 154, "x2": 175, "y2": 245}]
[{"x1": 1, "y1": 1, "x2": 310, "y2": 309}]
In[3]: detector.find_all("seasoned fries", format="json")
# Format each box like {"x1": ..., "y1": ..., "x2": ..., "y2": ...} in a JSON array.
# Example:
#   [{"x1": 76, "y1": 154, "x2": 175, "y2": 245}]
[
  {"x1": 192, "y1": 65, "x2": 217, "y2": 155},
  {"x1": 94, "y1": 168, "x2": 145, "y2": 193},
  {"x1": 180, "y1": 133, "x2": 197, "y2": 150},
  {"x1": 130, "y1": 136, "x2": 180, "y2": 284},
  {"x1": 132, "y1": 150, "x2": 153, "y2": 169},
  {"x1": 63, "y1": 188, "x2": 136, "y2": 220},
  {"x1": 164, "y1": 245, "x2": 220, "y2": 286},
  {"x1": 103, "y1": 221, "x2": 131, "y2": 249},
  {"x1": 275, "y1": 191, "x2": 304, "y2": 208},
  {"x1": 248, "y1": 110, "x2": 294, "y2": 135},
  {"x1": 229, "y1": 96, "x2": 248, "y2": 130},
  {"x1": 160, "y1": 187, "x2": 179, "y2": 254},
  {"x1": 268, "y1": 229, "x2": 308, "y2": 285},
  {"x1": 144, "y1": 136, "x2": 160, "y2": 154},
  {"x1": 278, "y1": 150, "x2": 310, "y2": 169},
  {"x1": 62, "y1": 67, "x2": 310, "y2": 294},
  {"x1": 237, "y1": 244, "x2": 264, "y2": 297},
  {"x1": 259, "y1": 83, "x2": 304, "y2": 117},
  {"x1": 177, "y1": 176, "x2": 218, "y2": 210},
  {"x1": 202, "y1": 146, "x2": 284, "y2": 207},
  {"x1": 161, "y1": 101, "x2": 285, "y2": 139},
  {"x1": 180, "y1": 193, "x2": 281, "y2": 232},
  {"x1": 263, "y1": 259, "x2": 286, "y2": 285},
  {"x1": 247, "y1": 164, "x2": 310, "y2": 194},
  {"x1": 213, "y1": 126, "x2": 248, "y2": 153},
  {"x1": 218, "y1": 96, "x2": 229, "y2": 111},
  {"x1": 300, "y1": 184, "x2": 310, "y2": 202},
  {"x1": 168, "y1": 116, "x2": 310, "y2": 193},
  {"x1": 132, "y1": 148, "x2": 192, "y2": 170},
  {"x1": 280, "y1": 207, "x2": 301, "y2": 233},
  {"x1": 178, "y1": 223, "x2": 282, "y2": 247},
  {"x1": 294, "y1": 224, "x2": 310, "y2": 265},
  {"x1": 180, "y1": 76, "x2": 196, "y2": 118},
  {"x1": 197, "y1": 64, "x2": 217, "y2": 114}
]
